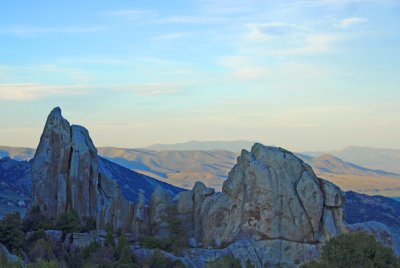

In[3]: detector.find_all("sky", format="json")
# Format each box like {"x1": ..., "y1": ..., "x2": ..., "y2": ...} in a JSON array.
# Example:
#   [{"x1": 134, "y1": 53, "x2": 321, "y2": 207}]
[{"x1": 0, "y1": 0, "x2": 399, "y2": 152}]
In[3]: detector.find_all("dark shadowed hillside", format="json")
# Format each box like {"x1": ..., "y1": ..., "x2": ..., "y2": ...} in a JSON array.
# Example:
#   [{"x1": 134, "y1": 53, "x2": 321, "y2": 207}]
[{"x1": 0, "y1": 158, "x2": 31, "y2": 218}]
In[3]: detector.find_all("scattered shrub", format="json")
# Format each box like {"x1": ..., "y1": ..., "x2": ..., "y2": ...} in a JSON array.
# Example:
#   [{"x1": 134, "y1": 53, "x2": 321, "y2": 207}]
[
  {"x1": 84, "y1": 216, "x2": 97, "y2": 231},
  {"x1": 27, "y1": 259, "x2": 58, "y2": 268},
  {"x1": 104, "y1": 226, "x2": 117, "y2": 249},
  {"x1": 168, "y1": 217, "x2": 188, "y2": 255},
  {"x1": 206, "y1": 254, "x2": 242, "y2": 268},
  {"x1": 81, "y1": 241, "x2": 102, "y2": 260},
  {"x1": 23, "y1": 205, "x2": 54, "y2": 232},
  {"x1": 142, "y1": 215, "x2": 188, "y2": 255},
  {"x1": 84, "y1": 245, "x2": 117, "y2": 267},
  {"x1": 302, "y1": 232, "x2": 400, "y2": 268},
  {"x1": 0, "y1": 212, "x2": 25, "y2": 253},
  {"x1": 145, "y1": 249, "x2": 175, "y2": 268},
  {"x1": 28, "y1": 238, "x2": 55, "y2": 262},
  {"x1": 142, "y1": 236, "x2": 171, "y2": 250},
  {"x1": 117, "y1": 233, "x2": 134, "y2": 266},
  {"x1": 55, "y1": 209, "x2": 80, "y2": 233},
  {"x1": 0, "y1": 253, "x2": 23, "y2": 268}
]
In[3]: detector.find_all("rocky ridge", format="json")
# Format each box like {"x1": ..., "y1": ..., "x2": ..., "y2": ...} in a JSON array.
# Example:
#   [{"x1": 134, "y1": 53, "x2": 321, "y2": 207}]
[{"x1": 29, "y1": 108, "x2": 347, "y2": 267}]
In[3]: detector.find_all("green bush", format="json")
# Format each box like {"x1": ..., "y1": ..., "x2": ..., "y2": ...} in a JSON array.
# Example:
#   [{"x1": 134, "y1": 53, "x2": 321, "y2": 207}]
[
  {"x1": 28, "y1": 238, "x2": 55, "y2": 262},
  {"x1": 142, "y1": 215, "x2": 188, "y2": 255},
  {"x1": 85, "y1": 217, "x2": 97, "y2": 231},
  {"x1": 142, "y1": 236, "x2": 169, "y2": 250},
  {"x1": 27, "y1": 259, "x2": 58, "y2": 268},
  {"x1": 55, "y1": 209, "x2": 80, "y2": 233},
  {"x1": 206, "y1": 254, "x2": 242, "y2": 268},
  {"x1": 117, "y1": 233, "x2": 133, "y2": 266},
  {"x1": 82, "y1": 241, "x2": 102, "y2": 260},
  {"x1": 168, "y1": 217, "x2": 188, "y2": 255},
  {"x1": 302, "y1": 232, "x2": 400, "y2": 268},
  {"x1": 0, "y1": 212, "x2": 25, "y2": 253},
  {"x1": 104, "y1": 226, "x2": 116, "y2": 250},
  {"x1": 144, "y1": 249, "x2": 174, "y2": 268},
  {"x1": 23, "y1": 205, "x2": 54, "y2": 232}
]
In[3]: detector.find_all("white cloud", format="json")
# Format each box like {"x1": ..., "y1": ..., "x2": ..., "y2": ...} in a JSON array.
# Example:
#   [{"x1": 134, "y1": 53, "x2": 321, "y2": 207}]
[
  {"x1": 0, "y1": 82, "x2": 188, "y2": 101},
  {"x1": 269, "y1": 33, "x2": 342, "y2": 56},
  {"x1": 284, "y1": 0, "x2": 396, "y2": 9},
  {"x1": 245, "y1": 22, "x2": 305, "y2": 42},
  {"x1": 0, "y1": 84, "x2": 90, "y2": 101},
  {"x1": 336, "y1": 17, "x2": 368, "y2": 28}
]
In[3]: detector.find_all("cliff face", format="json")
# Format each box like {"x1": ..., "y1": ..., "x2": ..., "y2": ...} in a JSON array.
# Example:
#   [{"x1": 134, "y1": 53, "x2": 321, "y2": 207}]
[
  {"x1": 31, "y1": 108, "x2": 130, "y2": 230},
  {"x1": 32, "y1": 107, "x2": 72, "y2": 218}
]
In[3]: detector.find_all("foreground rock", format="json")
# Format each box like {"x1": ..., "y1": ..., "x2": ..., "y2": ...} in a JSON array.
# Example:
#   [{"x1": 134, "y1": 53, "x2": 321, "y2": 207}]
[{"x1": 173, "y1": 144, "x2": 347, "y2": 266}]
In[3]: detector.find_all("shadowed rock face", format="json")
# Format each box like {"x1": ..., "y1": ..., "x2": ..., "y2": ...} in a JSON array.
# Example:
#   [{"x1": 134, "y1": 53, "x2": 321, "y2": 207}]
[
  {"x1": 32, "y1": 108, "x2": 135, "y2": 230},
  {"x1": 32, "y1": 107, "x2": 73, "y2": 217}
]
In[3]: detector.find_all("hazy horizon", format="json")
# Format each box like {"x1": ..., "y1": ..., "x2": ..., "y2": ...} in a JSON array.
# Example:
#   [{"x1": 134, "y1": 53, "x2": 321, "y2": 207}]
[
  {"x1": 2, "y1": 133, "x2": 400, "y2": 153},
  {"x1": 1, "y1": 0, "x2": 399, "y2": 151}
]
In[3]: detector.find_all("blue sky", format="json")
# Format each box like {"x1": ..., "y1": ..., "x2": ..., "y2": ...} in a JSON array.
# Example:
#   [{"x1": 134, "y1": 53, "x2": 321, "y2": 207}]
[{"x1": 0, "y1": 0, "x2": 399, "y2": 151}]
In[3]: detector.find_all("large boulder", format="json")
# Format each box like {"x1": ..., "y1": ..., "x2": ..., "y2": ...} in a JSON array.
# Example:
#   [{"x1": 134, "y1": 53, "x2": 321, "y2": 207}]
[{"x1": 183, "y1": 144, "x2": 347, "y2": 266}]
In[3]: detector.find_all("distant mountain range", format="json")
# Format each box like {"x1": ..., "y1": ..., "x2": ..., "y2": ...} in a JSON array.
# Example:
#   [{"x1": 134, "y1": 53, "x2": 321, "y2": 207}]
[
  {"x1": 302, "y1": 154, "x2": 400, "y2": 196},
  {"x1": 97, "y1": 147, "x2": 236, "y2": 189},
  {"x1": 303, "y1": 146, "x2": 400, "y2": 174},
  {"x1": 145, "y1": 140, "x2": 256, "y2": 152},
  {"x1": 2, "y1": 142, "x2": 400, "y2": 196},
  {"x1": 0, "y1": 146, "x2": 35, "y2": 161}
]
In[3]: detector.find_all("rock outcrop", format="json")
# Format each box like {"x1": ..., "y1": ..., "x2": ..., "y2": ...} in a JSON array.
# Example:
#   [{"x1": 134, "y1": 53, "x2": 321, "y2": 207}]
[
  {"x1": 174, "y1": 144, "x2": 347, "y2": 266},
  {"x1": 31, "y1": 107, "x2": 182, "y2": 232},
  {"x1": 29, "y1": 108, "x2": 348, "y2": 267}
]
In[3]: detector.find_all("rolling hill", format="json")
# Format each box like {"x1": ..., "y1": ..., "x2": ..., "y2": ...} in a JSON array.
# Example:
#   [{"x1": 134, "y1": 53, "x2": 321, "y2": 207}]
[
  {"x1": 145, "y1": 140, "x2": 256, "y2": 152},
  {"x1": 2, "y1": 144, "x2": 400, "y2": 196}
]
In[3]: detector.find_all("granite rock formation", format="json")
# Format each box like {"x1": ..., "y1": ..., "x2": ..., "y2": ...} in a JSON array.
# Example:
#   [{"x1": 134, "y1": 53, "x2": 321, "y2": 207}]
[
  {"x1": 31, "y1": 107, "x2": 182, "y2": 232},
  {"x1": 29, "y1": 108, "x2": 348, "y2": 267},
  {"x1": 32, "y1": 107, "x2": 131, "y2": 230},
  {"x1": 174, "y1": 144, "x2": 347, "y2": 266}
]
